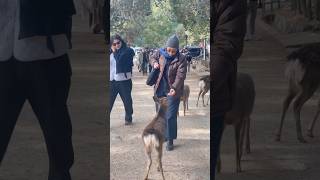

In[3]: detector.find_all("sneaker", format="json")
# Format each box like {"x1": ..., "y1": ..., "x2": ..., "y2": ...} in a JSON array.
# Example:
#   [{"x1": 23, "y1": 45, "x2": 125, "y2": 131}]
[{"x1": 166, "y1": 140, "x2": 174, "y2": 151}]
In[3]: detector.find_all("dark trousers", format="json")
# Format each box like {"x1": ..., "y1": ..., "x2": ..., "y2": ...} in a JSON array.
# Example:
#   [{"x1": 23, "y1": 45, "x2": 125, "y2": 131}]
[
  {"x1": 212, "y1": 113, "x2": 225, "y2": 180},
  {"x1": 110, "y1": 79, "x2": 133, "y2": 122},
  {"x1": 247, "y1": 1, "x2": 258, "y2": 36},
  {"x1": 0, "y1": 55, "x2": 74, "y2": 180},
  {"x1": 166, "y1": 95, "x2": 180, "y2": 140}
]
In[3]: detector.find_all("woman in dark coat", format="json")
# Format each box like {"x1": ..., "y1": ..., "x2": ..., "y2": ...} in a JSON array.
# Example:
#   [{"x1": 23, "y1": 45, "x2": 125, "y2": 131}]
[
  {"x1": 109, "y1": 34, "x2": 135, "y2": 125},
  {"x1": 212, "y1": 0, "x2": 247, "y2": 179},
  {"x1": 149, "y1": 35, "x2": 187, "y2": 151}
]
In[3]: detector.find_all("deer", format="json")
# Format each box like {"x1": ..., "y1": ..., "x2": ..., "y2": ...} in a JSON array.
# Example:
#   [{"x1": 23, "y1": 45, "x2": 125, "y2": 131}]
[
  {"x1": 217, "y1": 72, "x2": 255, "y2": 173},
  {"x1": 196, "y1": 75, "x2": 210, "y2": 107},
  {"x1": 142, "y1": 96, "x2": 167, "y2": 180},
  {"x1": 178, "y1": 85, "x2": 190, "y2": 116},
  {"x1": 276, "y1": 43, "x2": 320, "y2": 143}
]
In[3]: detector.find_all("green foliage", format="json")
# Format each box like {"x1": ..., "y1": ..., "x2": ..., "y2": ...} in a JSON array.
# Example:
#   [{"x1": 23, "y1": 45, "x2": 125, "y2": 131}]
[{"x1": 110, "y1": 0, "x2": 210, "y2": 47}]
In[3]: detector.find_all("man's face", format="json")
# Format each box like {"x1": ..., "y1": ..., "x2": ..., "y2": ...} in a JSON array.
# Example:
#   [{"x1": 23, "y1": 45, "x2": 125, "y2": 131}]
[
  {"x1": 112, "y1": 39, "x2": 122, "y2": 50},
  {"x1": 166, "y1": 47, "x2": 177, "y2": 57}
]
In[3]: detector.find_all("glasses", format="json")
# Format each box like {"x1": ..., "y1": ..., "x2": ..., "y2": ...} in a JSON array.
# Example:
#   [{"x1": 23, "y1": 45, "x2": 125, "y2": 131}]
[{"x1": 112, "y1": 41, "x2": 121, "y2": 46}]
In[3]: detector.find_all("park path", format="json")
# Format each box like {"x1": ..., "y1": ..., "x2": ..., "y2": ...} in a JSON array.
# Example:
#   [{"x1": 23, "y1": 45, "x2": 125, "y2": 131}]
[{"x1": 110, "y1": 68, "x2": 210, "y2": 179}]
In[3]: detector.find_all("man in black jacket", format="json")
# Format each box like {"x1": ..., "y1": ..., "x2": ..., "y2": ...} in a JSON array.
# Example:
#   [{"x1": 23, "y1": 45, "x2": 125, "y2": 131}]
[
  {"x1": 212, "y1": 0, "x2": 247, "y2": 179},
  {"x1": 0, "y1": 1, "x2": 76, "y2": 179}
]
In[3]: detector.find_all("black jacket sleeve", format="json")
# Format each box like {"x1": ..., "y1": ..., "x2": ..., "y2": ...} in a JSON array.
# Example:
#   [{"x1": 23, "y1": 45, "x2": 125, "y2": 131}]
[{"x1": 212, "y1": 0, "x2": 247, "y2": 112}]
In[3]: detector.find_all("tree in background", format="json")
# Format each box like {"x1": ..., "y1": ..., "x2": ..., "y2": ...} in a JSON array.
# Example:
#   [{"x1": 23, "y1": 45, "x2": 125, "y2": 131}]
[{"x1": 110, "y1": 0, "x2": 209, "y2": 48}]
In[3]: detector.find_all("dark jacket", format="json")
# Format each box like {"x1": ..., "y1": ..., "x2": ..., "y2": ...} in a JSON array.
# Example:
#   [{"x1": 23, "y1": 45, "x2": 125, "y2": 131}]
[
  {"x1": 212, "y1": 0, "x2": 247, "y2": 114},
  {"x1": 112, "y1": 41, "x2": 135, "y2": 74},
  {"x1": 19, "y1": 0, "x2": 76, "y2": 52},
  {"x1": 150, "y1": 50, "x2": 187, "y2": 98}
]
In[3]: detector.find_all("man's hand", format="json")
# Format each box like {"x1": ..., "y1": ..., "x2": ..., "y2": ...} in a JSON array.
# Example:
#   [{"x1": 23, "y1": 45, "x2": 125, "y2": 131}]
[
  {"x1": 168, "y1": 88, "x2": 176, "y2": 96},
  {"x1": 154, "y1": 62, "x2": 160, "y2": 69}
]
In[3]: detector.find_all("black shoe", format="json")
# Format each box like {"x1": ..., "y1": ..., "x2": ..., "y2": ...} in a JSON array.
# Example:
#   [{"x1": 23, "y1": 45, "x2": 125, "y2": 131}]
[
  {"x1": 166, "y1": 140, "x2": 174, "y2": 151},
  {"x1": 125, "y1": 121, "x2": 132, "y2": 126}
]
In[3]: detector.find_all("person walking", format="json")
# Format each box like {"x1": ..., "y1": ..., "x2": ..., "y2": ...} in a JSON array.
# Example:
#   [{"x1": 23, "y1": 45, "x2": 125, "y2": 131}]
[
  {"x1": 0, "y1": 0, "x2": 76, "y2": 179},
  {"x1": 245, "y1": 0, "x2": 259, "y2": 41},
  {"x1": 150, "y1": 35, "x2": 187, "y2": 151},
  {"x1": 109, "y1": 34, "x2": 135, "y2": 125},
  {"x1": 212, "y1": 0, "x2": 247, "y2": 179}
]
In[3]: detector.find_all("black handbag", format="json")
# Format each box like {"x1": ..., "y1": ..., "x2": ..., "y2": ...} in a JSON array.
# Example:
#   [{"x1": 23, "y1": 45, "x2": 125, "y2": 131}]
[{"x1": 146, "y1": 68, "x2": 160, "y2": 86}]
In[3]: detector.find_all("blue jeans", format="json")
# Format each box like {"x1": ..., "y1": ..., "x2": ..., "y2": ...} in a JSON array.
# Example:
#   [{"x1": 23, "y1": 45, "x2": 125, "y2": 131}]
[
  {"x1": 166, "y1": 95, "x2": 180, "y2": 140},
  {"x1": 212, "y1": 113, "x2": 225, "y2": 180},
  {"x1": 110, "y1": 79, "x2": 133, "y2": 122}
]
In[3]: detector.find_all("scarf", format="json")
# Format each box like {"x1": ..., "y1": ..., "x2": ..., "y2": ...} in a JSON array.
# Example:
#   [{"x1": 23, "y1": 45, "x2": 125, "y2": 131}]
[{"x1": 159, "y1": 48, "x2": 179, "y2": 62}]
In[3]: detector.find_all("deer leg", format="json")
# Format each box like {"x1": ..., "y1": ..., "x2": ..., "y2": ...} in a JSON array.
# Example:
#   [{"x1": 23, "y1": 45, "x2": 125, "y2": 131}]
[
  {"x1": 202, "y1": 92, "x2": 206, "y2": 107},
  {"x1": 245, "y1": 117, "x2": 251, "y2": 154},
  {"x1": 275, "y1": 88, "x2": 297, "y2": 141},
  {"x1": 187, "y1": 98, "x2": 189, "y2": 110},
  {"x1": 307, "y1": 98, "x2": 320, "y2": 138},
  {"x1": 156, "y1": 145, "x2": 165, "y2": 180},
  {"x1": 293, "y1": 89, "x2": 315, "y2": 143},
  {"x1": 239, "y1": 118, "x2": 246, "y2": 159},
  {"x1": 203, "y1": 89, "x2": 209, "y2": 107},
  {"x1": 217, "y1": 125, "x2": 225, "y2": 173},
  {"x1": 196, "y1": 90, "x2": 202, "y2": 107},
  {"x1": 183, "y1": 99, "x2": 186, "y2": 116},
  {"x1": 235, "y1": 124, "x2": 242, "y2": 172},
  {"x1": 144, "y1": 145, "x2": 152, "y2": 180}
]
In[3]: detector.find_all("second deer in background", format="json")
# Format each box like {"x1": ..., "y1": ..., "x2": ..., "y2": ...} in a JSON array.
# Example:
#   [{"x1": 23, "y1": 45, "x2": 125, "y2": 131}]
[
  {"x1": 196, "y1": 75, "x2": 210, "y2": 107},
  {"x1": 217, "y1": 72, "x2": 255, "y2": 173}
]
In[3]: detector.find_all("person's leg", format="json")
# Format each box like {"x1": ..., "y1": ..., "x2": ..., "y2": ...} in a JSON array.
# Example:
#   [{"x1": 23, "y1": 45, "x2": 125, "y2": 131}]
[
  {"x1": 26, "y1": 55, "x2": 74, "y2": 180},
  {"x1": 250, "y1": 1, "x2": 258, "y2": 37},
  {"x1": 245, "y1": 2, "x2": 253, "y2": 40},
  {"x1": 118, "y1": 79, "x2": 134, "y2": 123},
  {"x1": 0, "y1": 59, "x2": 26, "y2": 164},
  {"x1": 165, "y1": 95, "x2": 180, "y2": 150},
  {"x1": 109, "y1": 80, "x2": 119, "y2": 113},
  {"x1": 212, "y1": 113, "x2": 225, "y2": 180}
]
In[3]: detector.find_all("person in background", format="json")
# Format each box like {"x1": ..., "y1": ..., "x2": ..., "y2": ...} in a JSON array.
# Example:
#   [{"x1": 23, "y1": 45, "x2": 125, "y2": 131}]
[
  {"x1": 142, "y1": 47, "x2": 149, "y2": 75},
  {"x1": 150, "y1": 35, "x2": 187, "y2": 151},
  {"x1": 212, "y1": 0, "x2": 247, "y2": 179},
  {"x1": 109, "y1": 34, "x2": 135, "y2": 125},
  {"x1": 245, "y1": 0, "x2": 259, "y2": 41}
]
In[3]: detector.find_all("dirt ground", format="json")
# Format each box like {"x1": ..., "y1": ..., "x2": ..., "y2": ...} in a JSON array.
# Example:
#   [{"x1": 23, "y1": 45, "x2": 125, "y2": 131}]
[
  {"x1": 0, "y1": 16, "x2": 108, "y2": 180},
  {"x1": 110, "y1": 69, "x2": 210, "y2": 180},
  {"x1": 216, "y1": 15, "x2": 320, "y2": 180}
]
